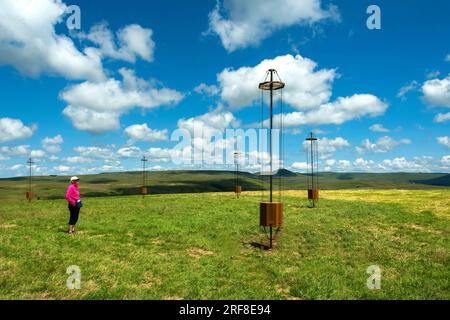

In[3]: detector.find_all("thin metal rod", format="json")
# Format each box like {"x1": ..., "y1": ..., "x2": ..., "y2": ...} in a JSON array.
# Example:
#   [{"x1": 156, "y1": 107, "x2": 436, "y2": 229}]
[
  {"x1": 236, "y1": 155, "x2": 239, "y2": 187},
  {"x1": 269, "y1": 70, "x2": 273, "y2": 203},
  {"x1": 270, "y1": 226, "x2": 273, "y2": 249},
  {"x1": 235, "y1": 152, "x2": 240, "y2": 198},
  {"x1": 27, "y1": 158, "x2": 34, "y2": 202},
  {"x1": 261, "y1": 89, "x2": 264, "y2": 201},
  {"x1": 312, "y1": 139, "x2": 314, "y2": 191},
  {"x1": 141, "y1": 156, "x2": 148, "y2": 198},
  {"x1": 29, "y1": 159, "x2": 32, "y2": 192},
  {"x1": 311, "y1": 133, "x2": 314, "y2": 188}
]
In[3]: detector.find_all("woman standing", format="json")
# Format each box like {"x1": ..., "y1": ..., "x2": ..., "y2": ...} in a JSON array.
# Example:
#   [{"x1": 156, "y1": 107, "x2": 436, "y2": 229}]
[{"x1": 65, "y1": 176, "x2": 82, "y2": 234}]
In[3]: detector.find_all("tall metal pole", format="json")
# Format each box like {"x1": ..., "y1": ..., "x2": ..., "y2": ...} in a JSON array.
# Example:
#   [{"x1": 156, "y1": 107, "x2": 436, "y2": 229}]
[
  {"x1": 29, "y1": 158, "x2": 31, "y2": 192},
  {"x1": 269, "y1": 70, "x2": 274, "y2": 248},
  {"x1": 310, "y1": 133, "x2": 314, "y2": 186},
  {"x1": 234, "y1": 151, "x2": 241, "y2": 198},
  {"x1": 27, "y1": 158, "x2": 34, "y2": 202},
  {"x1": 235, "y1": 155, "x2": 239, "y2": 187},
  {"x1": 306, "y1": 132, "x2": 319, "y2": 208},
  {"x1": 259, "y1": 69, "x2": 285, "y2": 250},
  {"x1": 141, "y1": 156, "x2": 148, "y2": 198},
  {"x1": 269, "y1": 70, "x2": 274, "y2": 204},
  {"x1": 310, "y1": 133, "x2": 315, "y2": 207}
]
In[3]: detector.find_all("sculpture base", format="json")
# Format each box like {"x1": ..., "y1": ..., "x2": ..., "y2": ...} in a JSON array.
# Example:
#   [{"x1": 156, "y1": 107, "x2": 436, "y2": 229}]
[
  {"x1": 260, "y1": 202, "x2": 283, "y2": 227},
  {"x1": 26, "y1": 192, "x2": 34, "y2": 201},
  {"x1": 308, "y1": 189, "x2": 320, "y2": 200}
]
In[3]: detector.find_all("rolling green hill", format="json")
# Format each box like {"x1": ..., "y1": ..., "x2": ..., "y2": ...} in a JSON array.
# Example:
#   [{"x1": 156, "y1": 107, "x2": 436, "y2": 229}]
[
  {"x1": 0, "y1": 170, "x2": 449, "y2": 201},
  {"x1": 413, "y1": 174, "x2": 450, "y2": 187}
]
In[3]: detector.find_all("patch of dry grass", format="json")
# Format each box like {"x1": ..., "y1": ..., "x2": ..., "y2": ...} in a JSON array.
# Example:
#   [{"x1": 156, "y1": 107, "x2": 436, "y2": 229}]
[{"x1": 283, "y1": 189, "x2": 450, "y2": 218}]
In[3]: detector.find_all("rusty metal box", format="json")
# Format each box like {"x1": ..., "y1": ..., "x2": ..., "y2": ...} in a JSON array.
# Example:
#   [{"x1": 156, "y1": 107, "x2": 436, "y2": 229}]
[
  {"x1": 308, "y1": 189, "x2": 319, "y2": 200},
  {"x1": 260, "y1": 202, "x2": 283, "y2": 227}
]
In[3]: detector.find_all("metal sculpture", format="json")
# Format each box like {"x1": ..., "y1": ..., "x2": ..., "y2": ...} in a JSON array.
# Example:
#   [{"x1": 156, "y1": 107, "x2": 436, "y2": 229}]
[
  {"x1": 306, "y1": 132, "x2": 319, "y2": 208},
  {"x1": 234, "y1": 151, "x2": 242, "y2": 198},
  {"x1": 26, "y1": 158, "x2": 34, "y2": 202},
  {"x1": 141, "y1": 156, "x2": 148, "y2": 197},
  {"x1": 258, "y1": 69, "x2": 285, "y2": 249}
]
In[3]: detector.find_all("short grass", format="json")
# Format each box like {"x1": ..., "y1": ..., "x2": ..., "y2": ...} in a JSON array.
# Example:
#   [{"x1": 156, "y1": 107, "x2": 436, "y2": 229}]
[{"x1": 0, "y1": 190, "x2": 449, "y2": 300}]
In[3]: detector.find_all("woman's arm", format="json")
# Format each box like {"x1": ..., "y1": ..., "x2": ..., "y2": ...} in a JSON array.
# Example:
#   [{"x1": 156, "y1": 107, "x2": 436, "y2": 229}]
[{"x1": 65, "y1": 186, "x2": 77, "y2": 205}]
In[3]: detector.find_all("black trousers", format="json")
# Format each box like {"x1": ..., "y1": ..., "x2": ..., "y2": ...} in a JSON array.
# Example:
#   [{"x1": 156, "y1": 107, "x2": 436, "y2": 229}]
[{"x1": 68, "y1": 203, "x2": 80, "y2": 225}]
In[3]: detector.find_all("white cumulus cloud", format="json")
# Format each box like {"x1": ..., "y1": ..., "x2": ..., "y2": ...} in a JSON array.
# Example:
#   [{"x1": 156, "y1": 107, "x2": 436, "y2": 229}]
[
  {"x1": 302, "y1": 137, "x2": 350, "y2": 159},
  {"x1": 272, "y1": 94, "x2": 388, "y2": 127},
  {"x1": 422, "y1": 74, "x2": 450, "y2": 108},
  {"x1": 10, "y1": 164, "x2": 24, "y2": 171},
  {"x1": 74, "y1": 146, "x2": 113, "y2": 158},
  {"x1": 42, "y1": 134, "x2": 64, "y2": 153},
  {"x1": 442, "y1": 155, "x2": 450, "y2": 166},
  {"x1": 61, "y1": 68, "x2": 184, "y2": 133},
  {"x1": 356, "y1": 136, "x2": 411, "y2": 154},
  {"x1": 117, "y1": 146, "x2": 143, "y2": 158},
  {"x1": 322, "y1": 156, "x2": 447, "y2": 173},
  {"x1": 194, "y1": 83, "x2": 220, "y2": 96},
  {"x1": 124, "y1": 124, "x2": 168, "y2": 142},
  {"x1": 207, "y1": 0, "x2": 339, "y2": 52},
  {"x1": 213, "y1": 54, "x2": 387, "y2": 126},
  {"x1": 218, "y1": 54, "x2": 336, "y2": 110},
  {"x1": 0, "y1": 0, "x2": 105, "y2": 81},
  {"x1": 62, "y1": 106, "x2": 121, "y2": 134},
  {"x1": 0, "y1": 145, "x2": 30, "y2": 160},
  {"x1": 370, "y1": 124, "x2": 390, "y2": 133},
  {"x1": 30, "y1": 150, "x2": 46, "y2": 158},
  {"x1": 80, "y1": 23, "x2": 155, "y2": 63},
  {"x1": 434, "y1": 112, "x2": 450, "y2": 123},
  {"x1": 397, "y1": 81, "x2": 418, "y2": 100},
  {"x1": 178, "y1": 108, "x2": 239, "y2": 136},
  {"x1": 55, "y1": 165, "x2": 71, "y2": 172},
  {"x1": 291, "y1": 162, "x2": 308, "y2": 171},
  {"x1": 437, "y1": 136, "x2": 450, "y2": 148},
  {"x1": 65, "y1": 156, "x2": 94, "y2": 164},
  {"x1": 381, "y1": 157, "x2": 423, "y2": 172},
  {"x1": 0, "y1": 118, "x2": 36, "y2": 143}
]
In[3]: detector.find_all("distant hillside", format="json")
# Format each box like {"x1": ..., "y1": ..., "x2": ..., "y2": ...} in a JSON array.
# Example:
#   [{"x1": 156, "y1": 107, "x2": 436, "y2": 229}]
[
  {"x1": 255, "y1": 169, "x2": 297, "y2": 177},
  {"x1": 0, "y1": 170, "x2": 448, "y2": 201},
  {"x1": 413, "y1": 174, "x2": 450, "y2": 187},
  {"x1": 274, "y1": 169, "x2": 298, "y2": 177}
]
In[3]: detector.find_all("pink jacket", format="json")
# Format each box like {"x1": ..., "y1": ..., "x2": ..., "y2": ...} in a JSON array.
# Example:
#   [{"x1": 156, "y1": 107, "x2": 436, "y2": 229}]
[{"x1": 66, "y1": 184, "x2": 80, "y2": 206}]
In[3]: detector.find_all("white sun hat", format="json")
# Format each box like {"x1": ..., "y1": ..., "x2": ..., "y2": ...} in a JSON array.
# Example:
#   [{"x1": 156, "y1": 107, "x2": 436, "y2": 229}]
[{"x1": 70, "y1": 176, "x2": 80, "y2": 182}]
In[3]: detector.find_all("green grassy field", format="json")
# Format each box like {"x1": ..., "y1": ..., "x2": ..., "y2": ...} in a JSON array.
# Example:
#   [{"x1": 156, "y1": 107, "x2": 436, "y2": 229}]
[{"x1": 1, "y1": 190, "x2": 449, "y2": 300}]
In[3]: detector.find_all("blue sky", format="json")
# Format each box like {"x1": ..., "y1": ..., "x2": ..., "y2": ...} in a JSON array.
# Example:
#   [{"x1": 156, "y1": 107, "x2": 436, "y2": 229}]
[{"x1": 0, "y1": 0, "x2": 449, "y2": 177}]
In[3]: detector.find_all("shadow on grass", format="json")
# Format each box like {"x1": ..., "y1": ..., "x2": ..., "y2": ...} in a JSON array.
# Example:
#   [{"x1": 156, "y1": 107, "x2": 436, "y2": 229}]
[{"x1": 249, "y1": 242, "x2": 271, "y2": 251}]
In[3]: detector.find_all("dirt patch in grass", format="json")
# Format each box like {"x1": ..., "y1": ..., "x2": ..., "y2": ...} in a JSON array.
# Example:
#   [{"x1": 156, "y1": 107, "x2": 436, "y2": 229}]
[
  {"x1": 187, "y1": 248, "x2": 215, "y2": 258},
  {"x1": 0, "y1": 224, "x2": 18, "y2": 229},
  {"x1": 131, "y1": 274, "x2": 162, "y2": 289},
  {"x1": 164, "y1": 295, "x2": 184, "y2": 300},
  {"x1": 284, "y1": 266, "x2": 299, "y2": 273},
  {"x1": 366, "y1": 225, "x2": 398, "y2": 238},
  {"x1": 276, "y1": 285, "x2": 302, "y2": 300},
  {"x1": 404, "y1": 223, "x2": 444, "y2": 235},
  {"x1": 151, "y1": 239, "x2": 164, "y2": 245}
]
